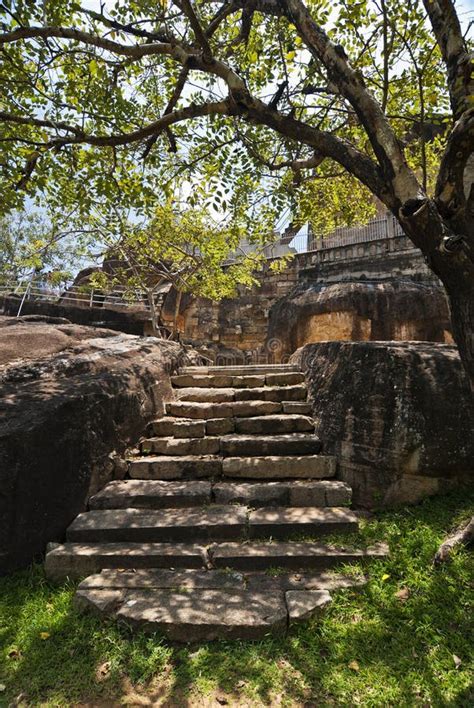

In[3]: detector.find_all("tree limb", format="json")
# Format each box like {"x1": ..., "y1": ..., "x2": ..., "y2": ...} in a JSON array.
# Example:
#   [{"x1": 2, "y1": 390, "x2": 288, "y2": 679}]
[
  {"x1": 422, "y1": 0, "x2": 473, "y2": 120},
  {"x1": 1, "y1": 100, "x2": 231, "y2": 149},
  {"x1": 436, "y1": 108, "x2": 474, "y2": 216}
]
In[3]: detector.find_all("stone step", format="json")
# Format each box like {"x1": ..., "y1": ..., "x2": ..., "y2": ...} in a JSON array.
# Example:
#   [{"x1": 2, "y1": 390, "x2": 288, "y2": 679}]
[
  {"x1": 141, "y1": 436, "x2": 220, "y2": 456},
  {"x1": 67, "y1": 506, "x2": 355, "y2": 544},
  {"x1": 74, "y1": 567, "x2": 366, "y2": 640},
  {"x1": 179, "y1": 365, "x2": 300, "y2": 375},
  {"x1": 223, "y1": 455, "x2": 336, "y2": 479},
  {"x1": 89, "y1": 480, "x2": 212, "y2": 509},
  {"x1": 210, "y1": 541, "x2": 389, "y2": 571},
  {"x1": 282, "y1": 402, "x2": 312, "y2": 414},
  {"x1": 172, "y1": 372, "x2": 305, "y2": 388},
  {"x1": 141, "y1": 433, "x2": 321, "y2": 458},
  {"x1": 234, "y1": 414, "x2": 314, "y2": 435},
  {"x1": 213, "y1": 480, "x2": 351, "y2": 507},
  {"x1": 148, "y1": 414, "x2": 314, "y2": 438},
  {"x1": 45, "y1": 540, "x2": 387, "y2": 581},
  {"x1": 67, "y1": 506, "x2": 248, "y2": 543},
  {"x1": 129, "y1": 455, "x2": 222, "y2": 480},
  {"x1": 44, "y1": 542, "x2": 208, "y2": 581},
  {"x1": 248, "y1": 507, "x2": 358, "y2": 539},
  {"x1": 220, "y1": 433, "x2": 321, "y2": 457},
  {"x1": 172, "y1": 374, "x2": 266, "y2": 389},
  {"x1": 148, "y1": 417, "x2": 206, "y2": 438},
  {"x1": 76, "y1": 586, "x2": 288, "y2": 641},
  {"x1": 90, "y1": 479, "x2": 351, "y2": 510},
  {"x1": 78, "y1": 568, "x2": 365, "y2": 593},
  {"x1": 166, "y1": 400, "x2": 283, "y2": 419},
  {"x1": 175, "y1": 384, "x2": 307, "y2": 404}
]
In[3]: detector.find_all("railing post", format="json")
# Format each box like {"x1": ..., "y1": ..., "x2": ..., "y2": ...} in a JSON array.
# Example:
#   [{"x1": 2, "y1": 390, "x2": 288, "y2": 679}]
[
  {"x1": 89, "y1": 289, "x2": 94, "y2": 307},
  {"x1": 17, "y1": 280, "x2": 31, "y2": 317}
]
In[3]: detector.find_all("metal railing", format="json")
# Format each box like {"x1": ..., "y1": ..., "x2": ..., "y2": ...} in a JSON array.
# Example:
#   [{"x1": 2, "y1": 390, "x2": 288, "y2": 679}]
[
  {"x1": 278, "y1": 213, "x2": 405, "y2": 254},
  {"x1": 0, "y1": 282, "x2": 151, "y2": 316}
]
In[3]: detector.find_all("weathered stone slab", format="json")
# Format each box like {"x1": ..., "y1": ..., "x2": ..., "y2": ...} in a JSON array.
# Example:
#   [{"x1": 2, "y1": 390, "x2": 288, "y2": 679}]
[
  {"x1": 210, "y1": 542, "x2": 389, "y2": 571},
  {"x1": 211, "y1": 480, "x2": 350, "y2": 507},
  {"x1": 222, "y1": 455, "x2": 336, "y2": 479},
  {"x1": 282, "y1": 402, "x2": 312, "y2": 414},
  {"x1": 231, "y1": 401, "x2": 282, "y2": 417},
  {"x1": 172, "y1": 374, "x2": 234, "y2": 388},
  {"x1": 231, "y1": 375, "x2": 266, "y2": 388},
  {"x1": 206, "y1": 417, "x2": 235, "y2": 435},
  {"x1": 74, "y1": 588, "x2": 125, "y2": 615},
  {"x1": 89, "y1": 480, "x2": 212, "y2": 509},
  {"x1": 289, "y1": 480, "x2": 352, "y2": 507},
  {"x1": 213, "y1": 482, "x2": 289, "y2": 507},
  {"x1": 79, "y1": 568, "x2": 245, "y2": 590},
  {"x1": 116, "y1": 588, "x2": 288, "y2": 641},
  {"x1": 67, "y1": 506, "x2": 248, "y2": 543},
  {"x1": 248, "y1": 507, "x2": 358, "y2": 539},
  {"x1": 45, "y1": 542, "x2": 208, "y2": 581},
  {"x1": 235, "y1": 414, "x2": 314, "y2": 435},
  {"x1": 286, "y1": 590, "x2": 332, "y2": 623},
  {"x1": 141, "y1": 436, "x2": 220, "y2": 456},
  {"x1": 166, "y1": 402, "x2": 234, "y2": 419},
  {"x1": 220, "y1": 434, "x2": 321, "y2": 457},
  {"x1": 245, "y1": 571, "x2": 367, "y2": 593},
  {"x1": 180, "y1": 365, "x2": 300, "y2": 375},
  {"x1": 129, "y1": 455, "x2": 222, "y2": 480},
  {"x1": 176, "y1": 387, "x2": 235, "y2": 403},
  {"x1": 234, "y1": 385, "x2": 307, "y2": 402},
  {"x1": 265, "y1": 372, "x2": 305, "y2": 386},
  {"x1": 149, "y1": 417, "x2": 206, "y2": 438}
]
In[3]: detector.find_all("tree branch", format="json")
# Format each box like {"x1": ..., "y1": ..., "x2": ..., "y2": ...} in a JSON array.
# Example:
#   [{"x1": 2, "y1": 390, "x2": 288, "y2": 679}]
[
  {"x1": 240, "y1": 0, "x2": 422, "y2": 205},
  {"x1": 436, "y1": 108, "x2": 474, "y2": 216},
  {"x1": 241, "y1": 97, "x2": 386, "y2": 203},
  {"x1": 422, "y1": 0, "x2": 473, "y2": 120},
  {"x1": 173, "y1": 0, "x2": 213, "y2": 59}
]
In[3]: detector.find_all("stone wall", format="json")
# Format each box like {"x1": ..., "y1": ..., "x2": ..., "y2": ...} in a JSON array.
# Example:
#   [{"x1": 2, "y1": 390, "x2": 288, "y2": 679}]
[
  {"x1": 292, "y1": 341, "x2": 473, "y2": 508},
  {"x1": 181, "y1": 234, "x2": 449, "y2": 361}
]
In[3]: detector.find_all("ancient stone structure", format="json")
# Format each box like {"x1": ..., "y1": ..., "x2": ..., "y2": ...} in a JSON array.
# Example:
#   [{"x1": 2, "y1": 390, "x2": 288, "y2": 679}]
[
  {"x1": 0, "y1": 317, "x2": 195, "y2": 574},
  {"x1": 44, "y1": 363, "x2": 387, "y2": 640},
  {"x1": 292, "y1": 341, "x2": 474, "y2": 508},
  {"x1": 180, "y1": 230, "x2": 452, "y2": 362}
]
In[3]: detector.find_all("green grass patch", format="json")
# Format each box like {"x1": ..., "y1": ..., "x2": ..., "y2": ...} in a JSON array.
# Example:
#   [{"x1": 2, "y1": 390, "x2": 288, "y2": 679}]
[{"x1": 1, "y1": 489, "x2": 473, "y2": 706}]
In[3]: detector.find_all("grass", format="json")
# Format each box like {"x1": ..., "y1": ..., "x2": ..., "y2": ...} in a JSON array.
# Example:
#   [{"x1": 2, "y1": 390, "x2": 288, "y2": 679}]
[{"x1": 1, "y1": 488, "x2": 473, "y2": 707}]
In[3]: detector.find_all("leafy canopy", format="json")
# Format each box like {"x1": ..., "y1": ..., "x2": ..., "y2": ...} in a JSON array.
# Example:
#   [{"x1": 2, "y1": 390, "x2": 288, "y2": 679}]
[
  {"x1": 0, "y1": 0, "x2": 460, "y2": 236},
  {"x1": 89, "y1": 202, "x2": 268, "y2": 302}
]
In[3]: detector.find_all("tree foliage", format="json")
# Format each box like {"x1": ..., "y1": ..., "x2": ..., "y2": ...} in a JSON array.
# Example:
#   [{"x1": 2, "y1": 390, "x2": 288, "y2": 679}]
[{"x1": 0, "y1": 209, "x2": 91, "y2": 285}]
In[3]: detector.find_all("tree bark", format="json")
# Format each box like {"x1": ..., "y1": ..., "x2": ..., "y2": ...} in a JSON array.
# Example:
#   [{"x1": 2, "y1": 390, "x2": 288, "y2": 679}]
[{"x1": 396, "y1": 195, "x2": 474, "y2": 386}]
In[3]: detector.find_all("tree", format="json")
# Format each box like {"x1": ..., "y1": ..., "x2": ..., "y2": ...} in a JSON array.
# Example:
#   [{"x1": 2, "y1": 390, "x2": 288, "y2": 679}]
[
  {"x1": 0, "y1": 1, "x2": 472, "y2": 381},
  {"x1": 0, "y1": 209, "x2": 91, "y2": 286},
  {"x1": 89, "y1": 202, "x2": 269, "y2": 337}
]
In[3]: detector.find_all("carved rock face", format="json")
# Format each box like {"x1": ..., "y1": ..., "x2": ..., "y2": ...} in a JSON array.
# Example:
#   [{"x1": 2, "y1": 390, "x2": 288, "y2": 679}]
[
  {"x1": 0, "y1": 317, "x2": 187, "y2": 574},
  {"x1": 292, "y1": 340, "x2": 473, "y2": 508},
  {"x1": 267, "y1": 280, "x2": 452, "y2": 362}
]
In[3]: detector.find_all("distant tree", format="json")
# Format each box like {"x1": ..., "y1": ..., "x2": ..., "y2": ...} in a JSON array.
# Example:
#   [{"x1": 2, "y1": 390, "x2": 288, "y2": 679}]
[
  {"x1": 0, "y1": 210, "x2": 91, "y2": 286},
  {"x1": 90, "y1": 202, "x2": 276, "y2": 337},
  {"x1": 0, "y1": 1, "x2": 472, "y2": 381}
]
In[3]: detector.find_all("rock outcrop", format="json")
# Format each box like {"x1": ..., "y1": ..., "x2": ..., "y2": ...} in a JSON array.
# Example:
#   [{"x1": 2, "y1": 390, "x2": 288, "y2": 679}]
[
  {"x1": 292, "y1": 341, "x2": 473, "y2": 508},
  {"x1": 0, "y1": 316, "x2": 194, "y2": 574},
  {"x1": 268, "y1": 280, "x2": 452, "y2": 362}
]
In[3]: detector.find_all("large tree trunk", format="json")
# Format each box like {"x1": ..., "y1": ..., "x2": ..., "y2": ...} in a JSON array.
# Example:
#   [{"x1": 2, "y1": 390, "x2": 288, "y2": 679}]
[
  {"x1": 399, "y1": 198, "x2": 474, "y2": 389},
  {"x1": 445, "y1": 280, "x2": 474, "y2": 387}
]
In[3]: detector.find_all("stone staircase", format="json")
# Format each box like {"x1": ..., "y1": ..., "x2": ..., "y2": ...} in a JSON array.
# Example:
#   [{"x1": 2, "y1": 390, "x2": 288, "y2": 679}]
[{"x1": 44, "y1": 364, "x2": 388, "y2": 641}]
